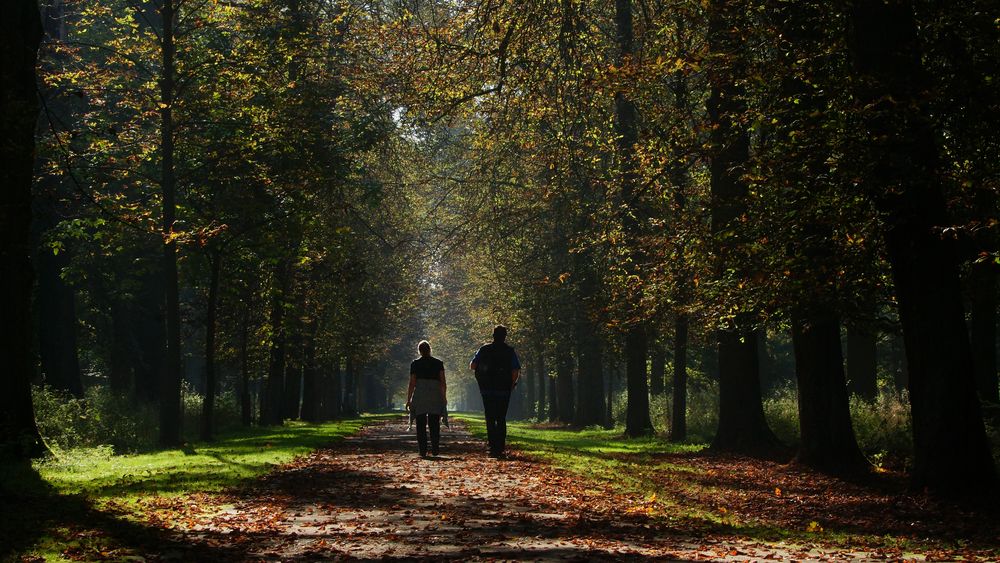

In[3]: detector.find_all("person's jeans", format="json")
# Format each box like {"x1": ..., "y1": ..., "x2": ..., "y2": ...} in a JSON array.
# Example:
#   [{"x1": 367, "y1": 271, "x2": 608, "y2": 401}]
[
  {"x1": 481, "y1": 391, "x2": 511, "y2": 455},
  {"x1": 416, "y1": 413, "x2": 440, "y2": 455}
]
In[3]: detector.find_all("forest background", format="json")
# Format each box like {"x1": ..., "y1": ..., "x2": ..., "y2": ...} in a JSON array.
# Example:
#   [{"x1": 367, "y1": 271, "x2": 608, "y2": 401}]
[{"x1": 2, "y1": 0, "x2": 999, "y2": 500}]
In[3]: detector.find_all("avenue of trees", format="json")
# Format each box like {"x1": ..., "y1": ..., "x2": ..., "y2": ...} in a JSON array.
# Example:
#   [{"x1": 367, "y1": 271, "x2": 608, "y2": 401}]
[{"x1": 2, "y1": 0, "x2": 998, "y2": 499}]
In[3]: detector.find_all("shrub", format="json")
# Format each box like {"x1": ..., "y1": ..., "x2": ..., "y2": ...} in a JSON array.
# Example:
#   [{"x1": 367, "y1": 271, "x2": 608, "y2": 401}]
[
  {"x1": 763, "y1": 385, "x2": 800, "y2": 446},
  {"x1": 32, "y1": 385, "x2": 158, "y2": 454},
  {"x1": 850, "y1": 389, "x2": 913, "y2": 469},
  {"x1": 33, "y1": 382, "x2": 246, "y2": 455}
]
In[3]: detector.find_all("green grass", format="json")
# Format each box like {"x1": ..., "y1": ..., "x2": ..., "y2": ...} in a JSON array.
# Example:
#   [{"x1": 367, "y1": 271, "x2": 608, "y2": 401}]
[{"x1": 1, "y1": 415, "x2": 388, "y2": 562}]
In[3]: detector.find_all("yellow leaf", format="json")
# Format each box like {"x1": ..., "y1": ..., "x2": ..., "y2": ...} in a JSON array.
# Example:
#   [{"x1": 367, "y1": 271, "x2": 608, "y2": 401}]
[
  {"x1": 806, "y1": 521, "x2": 823, "y2": 533},
  {"x1": 774, "y1": 487, "x2": 781, "y2": 497}
]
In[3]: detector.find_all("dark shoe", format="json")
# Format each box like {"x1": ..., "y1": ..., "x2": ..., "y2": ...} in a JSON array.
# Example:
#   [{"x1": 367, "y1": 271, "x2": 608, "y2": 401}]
[
  {"x1": 419, "y1": 451, "x2": 428, "y2": 458},
  {"x1": 431, "y1": 448, "x2": 439, "y2": 456}
]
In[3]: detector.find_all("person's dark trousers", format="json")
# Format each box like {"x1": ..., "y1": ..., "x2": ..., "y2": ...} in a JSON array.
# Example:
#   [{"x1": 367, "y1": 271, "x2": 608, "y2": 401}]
[
  {"x1": 416, "y1": 413, "x2": 440, "y2": 456},
  {"x1": 481, "y1": 391, "x2": 511, "y2": 456}
]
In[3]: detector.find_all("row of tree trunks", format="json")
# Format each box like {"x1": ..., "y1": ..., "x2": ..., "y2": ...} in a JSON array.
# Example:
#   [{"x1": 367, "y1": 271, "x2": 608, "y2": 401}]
[{"x1": 849, "y1": 0, "x2": 996, "y2": 493}]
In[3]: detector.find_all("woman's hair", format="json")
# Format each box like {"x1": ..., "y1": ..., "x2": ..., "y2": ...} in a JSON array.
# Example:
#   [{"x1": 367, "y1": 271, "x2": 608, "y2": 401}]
[{"x1": 418, "y1": 340, "x2": 431, "y2": 357}]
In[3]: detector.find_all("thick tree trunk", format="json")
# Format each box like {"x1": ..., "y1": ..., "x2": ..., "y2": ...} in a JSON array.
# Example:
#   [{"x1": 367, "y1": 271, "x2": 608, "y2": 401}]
[
  {"x1": 970, "y1": 261, "x2": 998, "y2": 404},
  {"x1": 158, "y1": 0, "x2": 182, "y2": 447},
  {"x1": 300, "y1": 320, "x2": 319, "y2": 422},
  {"x1": 846, "y1": 323, "x2": 878, "y2": 401},
  {"x1": 615, "y1": 0, "x2": 653, "y2": 437},
  {"x1": 556, "y1": 349, "x2": 574, "y2": 424},
  {"x1": 850, "y1": 0, "x2": 997, "y2": 494},
  {"x1": 328, "y1": 359, "x2": 342, "y2": 419},
  {"x1": 200, "y1": 252, "x2": 221, "y2": 441},
  {"x1": 792, "y1": 310, "x2": 868, "y2": 473},
  {"x1": 574, "y1": 281, "x2": 605, "y2": 426},
  {"x1": 707, "y1": 0, "x2": 779, "y2": 454},
  {"x1": 0, "y1": 0, "x2": 46, "y2": 459},
  {"x1": 670, "y1": 314, "x2": 689, "y2": 442},
  {"x1": 262, "y1": 261, "x2": 289, "y2": 425}
]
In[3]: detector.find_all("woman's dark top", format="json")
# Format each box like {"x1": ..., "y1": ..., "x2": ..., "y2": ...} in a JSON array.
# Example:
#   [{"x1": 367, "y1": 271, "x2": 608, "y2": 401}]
[
  {"x1": 410, "y1": 355, "x2": 445, "y2": 416},
  {"x1": 410, "y1": 356, "x2": 444, "y2": 380}
]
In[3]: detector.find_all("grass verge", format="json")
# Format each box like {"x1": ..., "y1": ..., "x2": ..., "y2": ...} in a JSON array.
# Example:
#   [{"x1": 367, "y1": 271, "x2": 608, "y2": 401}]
[
  {"x1": 456, "y1": 414, "x2": 999, "y2": 557},
  {"x1": 1, "y1": 415, "x2": 388, "y2": 562}
]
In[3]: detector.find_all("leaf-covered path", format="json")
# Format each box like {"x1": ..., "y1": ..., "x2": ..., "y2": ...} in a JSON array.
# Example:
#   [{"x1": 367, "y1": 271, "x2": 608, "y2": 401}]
[{"x1": 143, "y1": 418, "x2": 940, "y2": 562}]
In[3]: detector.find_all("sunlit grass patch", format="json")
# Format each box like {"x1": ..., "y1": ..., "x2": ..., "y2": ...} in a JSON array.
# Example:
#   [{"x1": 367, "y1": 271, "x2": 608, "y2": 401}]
[{"x1": 2, "y1": 415, "x2": 386, "y2": 562}]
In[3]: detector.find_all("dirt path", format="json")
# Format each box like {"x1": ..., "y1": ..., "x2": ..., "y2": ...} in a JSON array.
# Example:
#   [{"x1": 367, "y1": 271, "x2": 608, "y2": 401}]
[{"x1": 169, "y1": 418, "x2": 930, "y2": 561}]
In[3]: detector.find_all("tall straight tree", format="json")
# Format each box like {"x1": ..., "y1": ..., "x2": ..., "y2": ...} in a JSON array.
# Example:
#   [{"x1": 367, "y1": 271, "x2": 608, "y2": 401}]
[
  {"x1": 770, "y1": 0, "x2": 867, "y2": 474},
  {"x1": 158, "y1": 0, "x2": 182, "y2": 446},
  {"x1": 849, "y1": 0, "x2": 996, "y2": 494},
  {"x1": 1, "y1": 0, "x2": 46, "y2": 459},
  {"x1": 615, "y1": 0, "x2": 654, "y2": 437},
  {"x1": 706, "y1": 0, "x2": 778, "y2": 454}
]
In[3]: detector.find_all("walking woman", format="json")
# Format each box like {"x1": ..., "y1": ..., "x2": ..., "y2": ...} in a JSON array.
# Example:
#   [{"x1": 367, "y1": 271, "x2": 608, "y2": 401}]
[{"x1": 405, "y1": 340, "x2": 447, "y2": 457}]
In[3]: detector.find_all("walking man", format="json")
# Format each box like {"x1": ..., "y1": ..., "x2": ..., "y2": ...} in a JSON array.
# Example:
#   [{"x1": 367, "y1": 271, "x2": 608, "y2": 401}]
[{"x1": 470, "y1": 325, "x2": 520, "y2": 458}]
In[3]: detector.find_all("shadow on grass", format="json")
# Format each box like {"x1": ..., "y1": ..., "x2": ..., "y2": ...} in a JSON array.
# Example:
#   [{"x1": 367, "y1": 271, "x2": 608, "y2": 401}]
[{"x1": 0, "y1": 461, "x2": 248, "y2": 561}]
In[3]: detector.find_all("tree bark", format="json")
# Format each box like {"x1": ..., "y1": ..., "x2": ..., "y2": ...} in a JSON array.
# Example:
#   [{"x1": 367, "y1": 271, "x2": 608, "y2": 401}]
[
  {"x1": 670, "y1": 314, "x2": 688, "y2": 442},
  {"x1": 846, "y1": 323, "x2": 878, "y2": 401},
  {"x1": 792, "y1": 310, "x2": 868, "y2": 473},
  {"x1": 524, "y1": 350, "x2": 536, "y2": 419},
  {"x1": 238, "y1": 306, "x2": 252, "y2": 426},
  {"x1": 574, "y1": 267, "x2": 605, "y2": 427},
  {"x1": 850, "y1": 0, "x2": 997, "y2": 494},
  {"x1": 615, "y1": 0, "x2": 653, "y2": 437},
  {"x1": 970, "y1": 260, "x2": 998, "y2": 404},
  {"x1": 200, "y1": 251, "x2": 221, "y2": 441},
  {"x1": 158, "y1": 0, "x2": 183, "y2": 447},
  {"x1": 534, "y1": 342, "x2": 548, "y2": 421},
  {"x1": 0, "y1": 0, "x2": 46, "y2": 459},
  {"x1": 342, "y1": 357, "x2": 357, "y2": 415},
  {"x1": 650, "y1": 340, "x2": 665, "y2": 396},
  {"x1": 556, "y1": 349, "x2": 574, "y2": 424},
  {"x1": 300, "y1": 319, "x2": 319, "y2": 422},
  {"x1": 707, "y1": 0, "x2": 779, "y2": 455},
  {"x1": 262, "y1": 260, "x2": 289, "y2": 425}
]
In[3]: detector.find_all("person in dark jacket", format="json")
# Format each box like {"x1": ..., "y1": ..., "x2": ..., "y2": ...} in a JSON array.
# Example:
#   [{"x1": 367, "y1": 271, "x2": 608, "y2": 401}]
[
  {"x1": 469, "y1": 325, "x2": 520, "y2": 458},
  {"x1": 406, "y1": 340, "x2": 447, "y2": 457}
]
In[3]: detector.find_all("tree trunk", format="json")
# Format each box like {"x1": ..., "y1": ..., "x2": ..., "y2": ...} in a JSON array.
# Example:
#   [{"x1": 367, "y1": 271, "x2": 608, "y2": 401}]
[
  {"x1": 671, "y1": 314, "x2": 688, "y2": 442},
  {"x1": 0, "y1": 0, "x2": 46, "y2": 459},
  {"x1": 239, "y1": 308, "x2": 252, "y2": 426},
  {"x1": 329, "y1": 359, "x2": 342, "y2": 419},
  {"x1": 970, "y1": 260, "x2": 998, "y2": 404},
  {"x1": 343, "y1": 357, "x2": 357, "y2": 415},
  {"x1": 36, "y1": 234, "x2": 82, "y2": 396},
  {"x1": 707, "y1": 0, "x2": 779, "y2": 454},
  {"x1": 846, "y1": 323, "x2": 878, "y2": 401},
  {"x1": 109, "y1": 300, "x2": 134, "y2": 392},
  {"x1": 134, "y1": 268, "x2": 165, "y2": 404},
  {"x1": 556, "y1": 349, "x2": 574, "y2": 424},
  {"x1": 650, "y1": 340, "x2": 665, "y2": 396},
  {"x1": 850, "y1": 0, "x2": 997, "y2": 494},
  {"x1": 158, "y1": 0, "x2": 182, "y2": 447},
  {"x1": 792, "y1": 310, "x2": 868, "y2": 473},
  {"x1": 615, "y1": 0, "x2": 653, "y2": 437},
  {"x1": 300, "y1": 320, "x2": 319, "y2": 422},
  {"x1": 574, "y1": 276, "x2": 605, "y2": 426},
  {"x1": 535, "y1": 342, "x2": 548, "y2": 420},
  {"x1": 262, "y1": 260, "x2": 289, "y2": 425},
  {"x1": 200, "y1": 251, "x2": 221, "y2": 441},
  {"x1": 524, "y1": 350, "x2": 536, "y2": 419}
]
